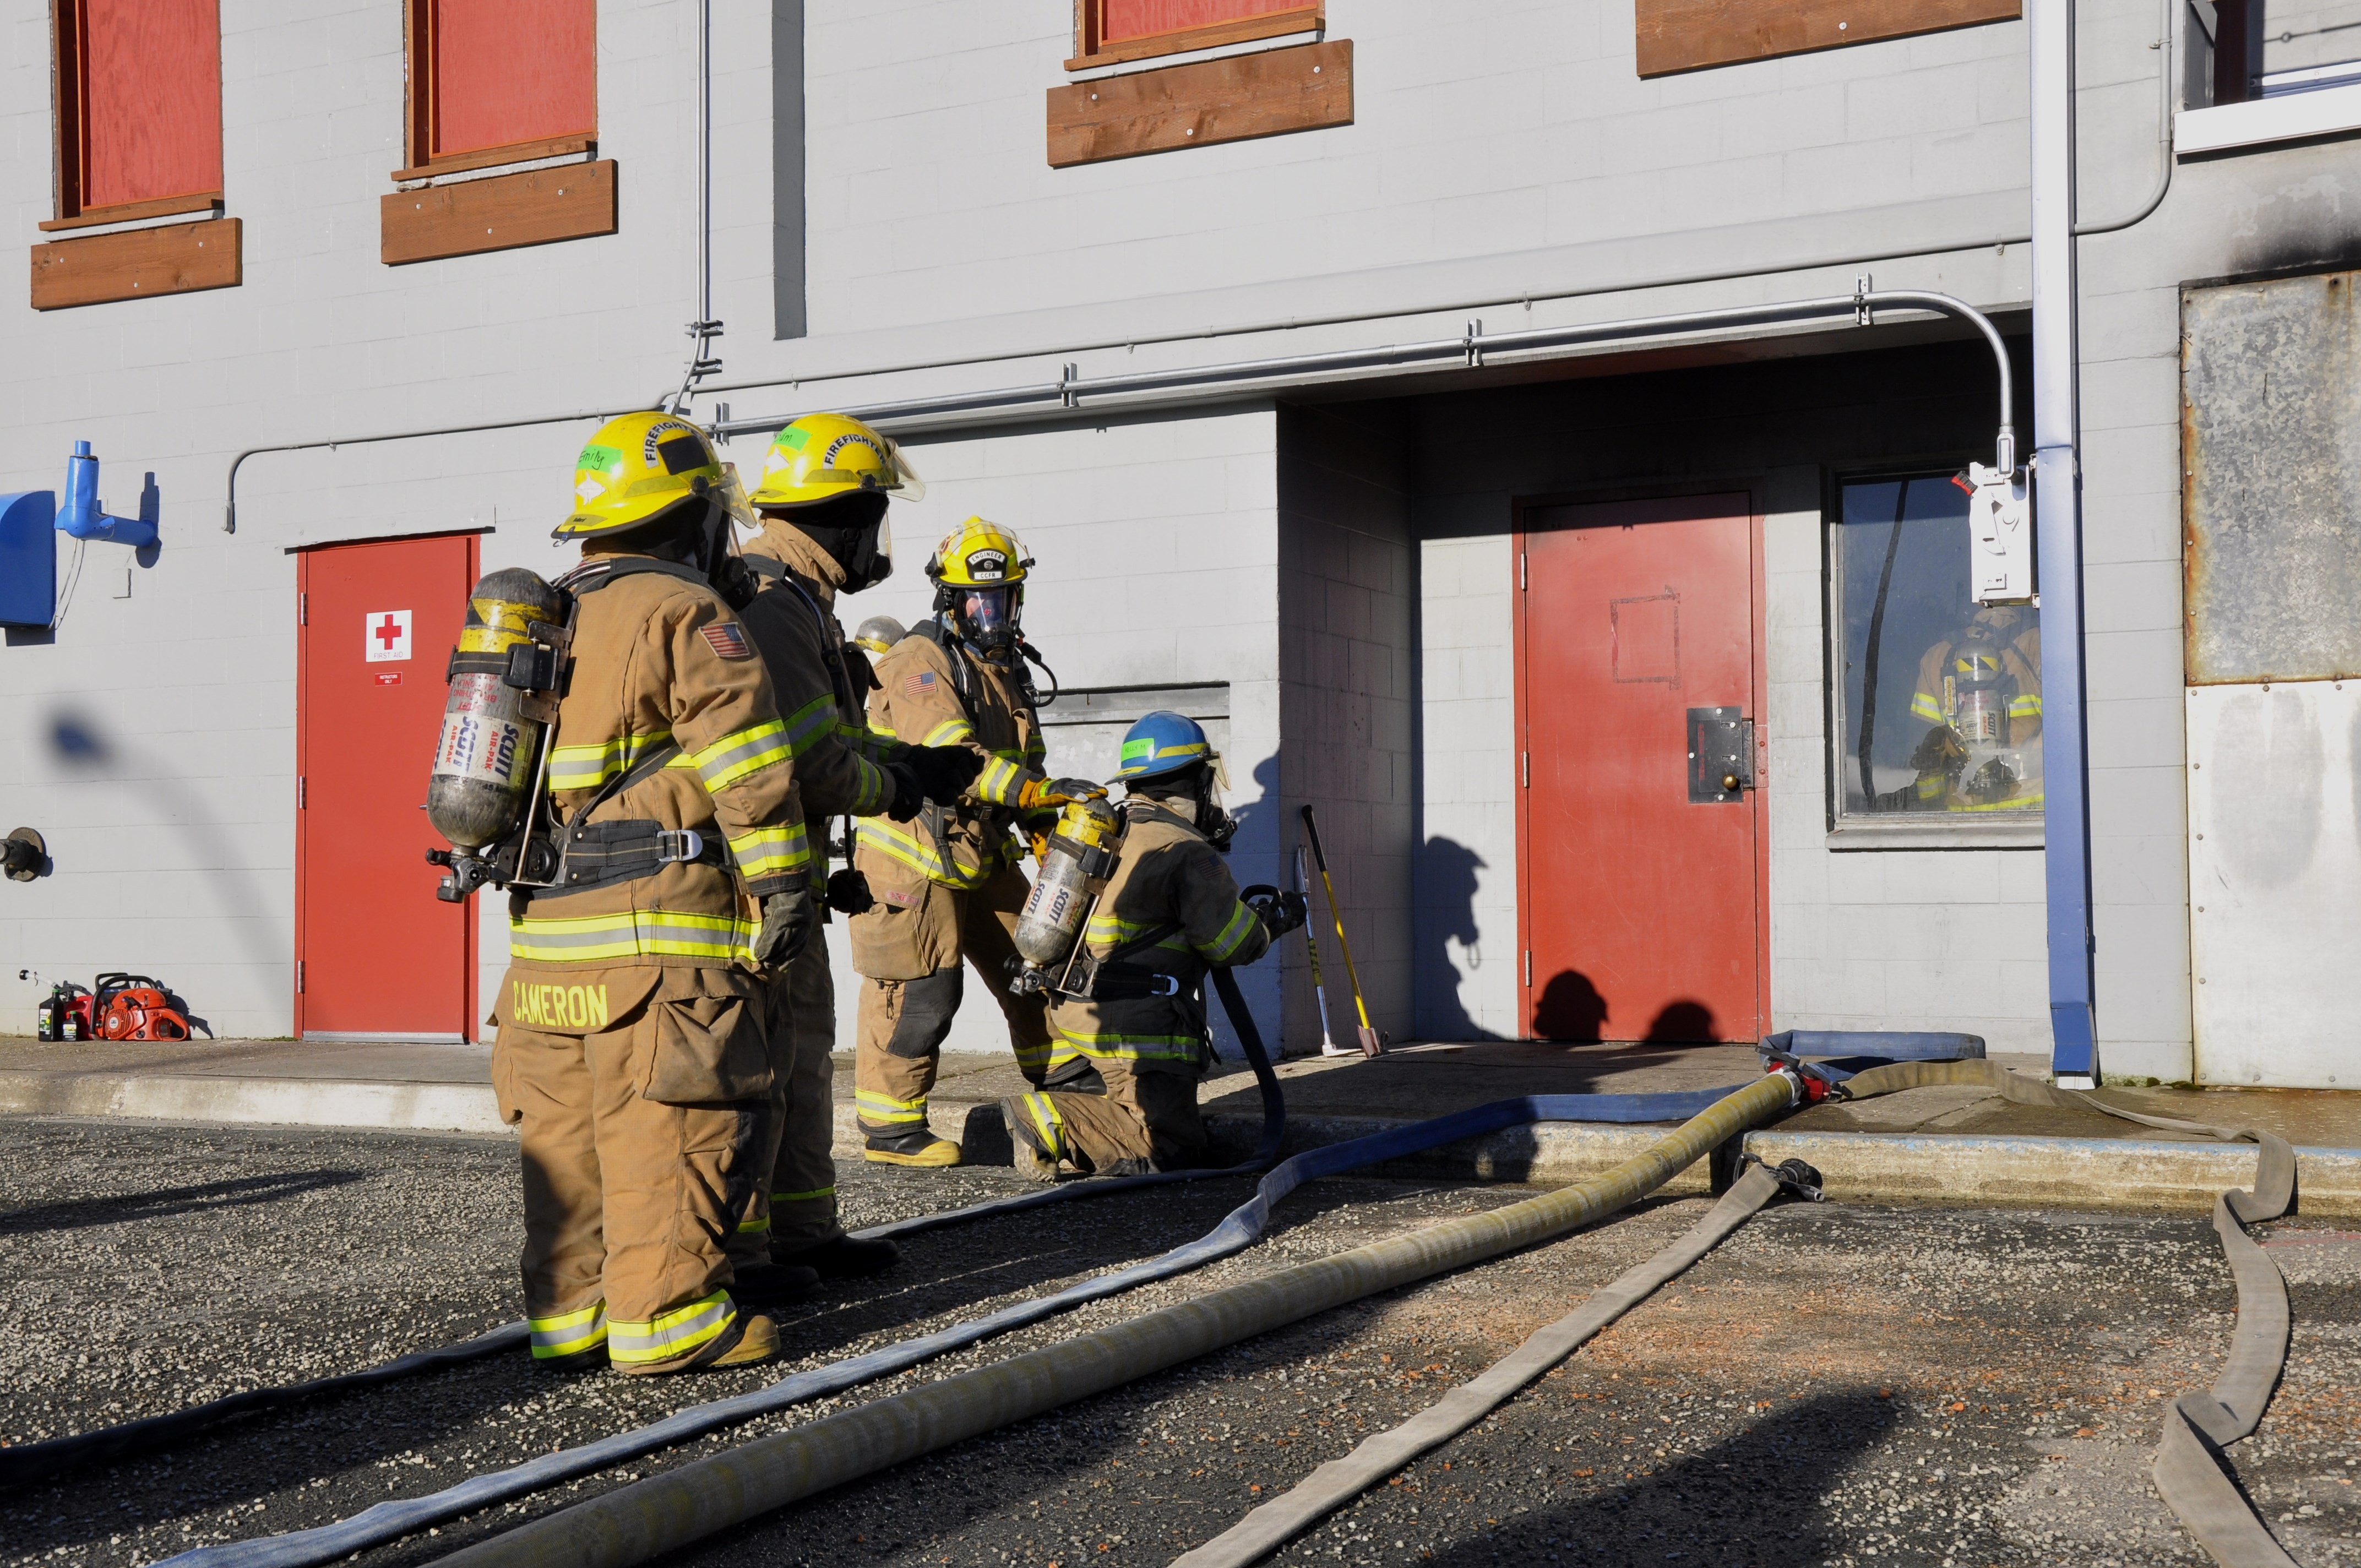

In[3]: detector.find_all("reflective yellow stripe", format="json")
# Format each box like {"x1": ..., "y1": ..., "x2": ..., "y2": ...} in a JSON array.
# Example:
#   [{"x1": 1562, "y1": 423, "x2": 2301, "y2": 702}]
[
  {"x1": 608, "y1": 1291, "x2": 736, "y2": 1365},
  {"x1": 975, "y1": 755, "x2": 1025, "y2": 806},
  {"x1": 529, "y1": 1300, "x2": 609, "y2": 1360},
  {"x1": 1050, "y1": 1027, "x2": 1202, "y2": 1064},
  {"x1": 1909, "y1": 694, "x2": 1943, "y2": 722},
  {"x1": 1019, "y1": 1091, "x2": 1065, "y2": 1159},
  {"x1": 2008, "y1": 695, "x2": 2043, "y2": 715},
  {"x1": 774, "y1": 1185, "x2": 836, "y2": 1202},
  {"x1": 509, "y1": 908, "x2": 757, "y2": 964},
  {"x1": 855, "y1": 816, "x2": 993, "y2": 890},
  {"x1": 921, "y1": 717, "x2": 975, "y2": 748},
  {"x1": 694, "y1": 718, "x2": 792, "y2": 791},
  {"x1": 547, "y1": 730, "x2": 673, "y2": 791},
  {"x1": 780, "y1": 694, "x2": 836, "y2": 757},
  {"x1": 856, "y1": 1088, "x2": 927, "y2": 1124},
  {"x1": 728, "y1": 821, "x2": 812, "y2": 880},
  {"x1": 1196, "y1": 901, "x2": 1258, "y2": 963},
  {"x1": 736, "y1": 1212, "x2": 771, "y2": 1234}
]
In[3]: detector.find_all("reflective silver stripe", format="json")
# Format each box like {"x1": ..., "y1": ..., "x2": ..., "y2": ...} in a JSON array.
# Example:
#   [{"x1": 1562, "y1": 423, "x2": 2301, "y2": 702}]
[
  {"x1": 528, "y1": 1301, "x2": 608, "y2": 1359},
  {"x1": 607, "y1": 1292, "x2": 735, "y2": 1364}
]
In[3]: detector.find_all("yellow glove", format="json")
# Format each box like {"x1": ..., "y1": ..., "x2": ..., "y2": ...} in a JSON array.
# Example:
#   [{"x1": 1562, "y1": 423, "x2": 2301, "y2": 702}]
[{"x1": 1017, "y1": 776, "x2": 1106, "y2": 812}]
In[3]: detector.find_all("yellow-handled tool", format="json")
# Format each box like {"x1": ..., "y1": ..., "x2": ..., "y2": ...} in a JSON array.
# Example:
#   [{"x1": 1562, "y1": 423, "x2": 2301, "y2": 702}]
[{"x1": 1299, "y1": 804, "x2": 1383, "y2": 1057}]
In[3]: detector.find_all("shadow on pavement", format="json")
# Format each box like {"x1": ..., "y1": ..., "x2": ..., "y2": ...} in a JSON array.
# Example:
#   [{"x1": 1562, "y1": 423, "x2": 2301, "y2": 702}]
[{"x1": 0, "y1": 1169, "x2": 368, "y2": 1237}]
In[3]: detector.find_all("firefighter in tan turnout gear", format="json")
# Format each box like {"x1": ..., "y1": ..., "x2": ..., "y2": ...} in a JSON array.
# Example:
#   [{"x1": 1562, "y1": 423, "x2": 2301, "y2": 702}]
[
  {"x1": 732, "y1": 413, "x2": 981, "y2": 1278},
  {"x1": 1001, "y1": 711, "x2": 1304, "y2": 1178},
  {"x1": 850, "y1": 519, "x2": 1104, "y2": 1166},
  {"x1": 488, "y1": 411, "x2": 812, "y2": 1375}
]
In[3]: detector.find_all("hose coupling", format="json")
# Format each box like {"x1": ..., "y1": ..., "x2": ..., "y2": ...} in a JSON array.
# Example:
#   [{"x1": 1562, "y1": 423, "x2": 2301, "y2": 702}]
[
  {"x1": 1758, "y1": 1041, "x2": 1848, "y2": 1103},
  {"x1": 1738, "y1": 1152, "x2": 1827, "y2": 1202}
]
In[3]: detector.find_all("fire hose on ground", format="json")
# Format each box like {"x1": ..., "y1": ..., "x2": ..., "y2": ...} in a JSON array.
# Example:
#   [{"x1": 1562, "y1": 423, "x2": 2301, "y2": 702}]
[{"x1": 139, "y1": 980, "x2": 1774, "y2": 1568}]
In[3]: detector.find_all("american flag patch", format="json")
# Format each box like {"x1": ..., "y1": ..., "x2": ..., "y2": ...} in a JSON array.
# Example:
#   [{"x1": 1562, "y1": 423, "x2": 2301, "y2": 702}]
[
  {"x1": 903, "y1": 670, "x2": 938, "y2": 697},
  {"x1": 701, "y1": 623, "x2": 753, "y2": 660}
]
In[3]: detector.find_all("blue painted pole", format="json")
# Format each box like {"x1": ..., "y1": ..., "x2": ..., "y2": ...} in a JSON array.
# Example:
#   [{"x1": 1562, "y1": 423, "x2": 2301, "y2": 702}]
[{"x1": 2030, "y1": 0, "x2": 2099, "y2": 1086}]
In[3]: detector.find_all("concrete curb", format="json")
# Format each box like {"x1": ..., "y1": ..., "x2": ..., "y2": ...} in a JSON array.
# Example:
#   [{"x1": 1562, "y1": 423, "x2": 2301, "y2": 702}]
[{"x1": 5, "y1": 1071, "x2": 2357, "y2": 1218}]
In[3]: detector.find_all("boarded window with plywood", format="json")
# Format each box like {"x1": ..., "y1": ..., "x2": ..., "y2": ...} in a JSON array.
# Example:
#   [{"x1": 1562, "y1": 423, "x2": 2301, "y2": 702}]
[
  {"x1": 46, "y1": 0, "x2": 224, "y2": 228},
  {"x1": 1635, "y1": 0, "x2": 2019, "y2": 78},
  {"x1": 401, "y1": 0, "x2": 597, "y2": 178},
  {"x1": 1069, "y1": 0, "x2": 1323, "y2": 69}
]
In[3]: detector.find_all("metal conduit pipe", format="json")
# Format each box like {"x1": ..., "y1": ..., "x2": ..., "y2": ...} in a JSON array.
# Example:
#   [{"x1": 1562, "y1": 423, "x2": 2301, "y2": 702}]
[
  {"x1": 717, "y1": 287, "x2": 2019, "y2": 474},
  {"x1": 429, "y1": 1072, "x2": 1804, "y2": 1568}
]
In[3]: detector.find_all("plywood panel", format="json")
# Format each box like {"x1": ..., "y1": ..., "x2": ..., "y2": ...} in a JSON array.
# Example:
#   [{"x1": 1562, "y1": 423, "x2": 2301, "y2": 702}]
[
  {"x1": 431, "y1": 0, "x2": 595, "y2": 158},
  {"x1": 2183, "y1": 270, "x2": 2361, "y2": 684},
  {"x1": 1635, "y1": 0, "x2": 2018, "y2": 77},
  {"x1": 29, "y1": 217, "x2": 240, "y2": 310},
  {"x1": 1102, "y1": 0, "x2": 1301, "y2": 43},
  {"x1": 1047, "y1": 39, "x2": 1350, "y2": 167},
  {"x1": 80, "y1": 0, "x2": 223, "y2": 208},
  {"x1": 2187, "y1": 680, "x2": 2361, "y2": 1088},
  {"x1": 380, "y1": 161, "x2": 617, "y2": 265}
]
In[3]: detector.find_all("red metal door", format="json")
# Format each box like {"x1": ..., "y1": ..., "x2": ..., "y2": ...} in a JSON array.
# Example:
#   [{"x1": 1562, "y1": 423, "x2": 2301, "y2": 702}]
[
  {"x1": 296, "y1": 533, "x2": 478, "y2": 1038},
  {"x1": 1516, "y1": 494, "x2": 1764, "y2": 1044}
]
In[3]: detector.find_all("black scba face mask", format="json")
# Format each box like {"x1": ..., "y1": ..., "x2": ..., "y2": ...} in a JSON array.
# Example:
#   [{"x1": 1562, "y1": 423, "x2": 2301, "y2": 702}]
[
  {"x1": 795, "y1": 493, "x2": 894, "y2": 594},
  {"x1": 1201, "y1": 799, "x2": 1239, "y2": 853}
]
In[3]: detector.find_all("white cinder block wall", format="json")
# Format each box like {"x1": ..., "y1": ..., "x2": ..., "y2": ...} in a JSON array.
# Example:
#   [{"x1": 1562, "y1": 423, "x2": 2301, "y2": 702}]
[{"x1": 0, "y1": 0, "x2": 2343, "y2": 1080}]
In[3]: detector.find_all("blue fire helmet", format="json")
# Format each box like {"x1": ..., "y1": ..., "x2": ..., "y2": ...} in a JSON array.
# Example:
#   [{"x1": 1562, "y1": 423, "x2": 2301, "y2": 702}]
[{"x1": 1114, "y1": 710, "x2": 1214, "y2": 783}]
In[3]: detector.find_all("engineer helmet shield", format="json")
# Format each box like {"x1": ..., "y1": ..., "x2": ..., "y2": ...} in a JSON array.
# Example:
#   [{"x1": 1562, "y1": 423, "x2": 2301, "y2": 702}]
[{"x1": 959, "y1": 585, "x2": 1018, "y2": 651}]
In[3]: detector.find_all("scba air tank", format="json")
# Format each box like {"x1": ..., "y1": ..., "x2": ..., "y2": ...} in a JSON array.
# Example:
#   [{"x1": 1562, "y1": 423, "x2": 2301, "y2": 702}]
[
  {"x1": 427, "y1": 569, "x2": 567, "y2": 850},
  {"x1": 1014, "y1": 797, "x2": 1121, "y2": 967}
]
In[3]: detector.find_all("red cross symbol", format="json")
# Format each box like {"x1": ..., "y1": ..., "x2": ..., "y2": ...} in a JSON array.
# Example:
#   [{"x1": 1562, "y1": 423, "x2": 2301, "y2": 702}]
[{"x1": 365, "y1": 609, "x2": 411, "y2": 662}]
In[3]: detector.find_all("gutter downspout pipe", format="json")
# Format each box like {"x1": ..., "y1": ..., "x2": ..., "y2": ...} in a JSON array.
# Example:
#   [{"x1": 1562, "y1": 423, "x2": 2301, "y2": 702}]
[{"x1": 2031, "y1": 0, "x2": 2100, "y2": 1087}]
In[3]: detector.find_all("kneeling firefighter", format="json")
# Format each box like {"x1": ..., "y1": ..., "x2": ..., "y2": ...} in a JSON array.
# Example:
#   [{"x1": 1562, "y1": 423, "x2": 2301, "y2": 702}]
[
  {"x1": 848, "y1": 518, "x2": 1104, "y2": 1167},
  {"x1": 1001, "y1": 711, "x2": 1305, "y2": 1179},
  {"x1": 477, "y1": 411, "x2": 816, "y2": 1375},
  {"x1": 731, "y1": 413, "x2": 981, "y2": 1280}
]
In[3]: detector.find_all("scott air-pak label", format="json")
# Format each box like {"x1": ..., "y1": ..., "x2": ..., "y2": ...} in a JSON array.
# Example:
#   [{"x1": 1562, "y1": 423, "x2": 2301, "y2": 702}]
[{"x1": 433, "y1": 707, "x2": 528, "y2": 785}]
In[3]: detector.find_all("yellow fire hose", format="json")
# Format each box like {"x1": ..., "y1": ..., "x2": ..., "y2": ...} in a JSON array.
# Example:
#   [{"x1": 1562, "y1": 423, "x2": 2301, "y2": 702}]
[{"x1": 433, "y1": 1072, "x2": 1803, "y2": 1568}]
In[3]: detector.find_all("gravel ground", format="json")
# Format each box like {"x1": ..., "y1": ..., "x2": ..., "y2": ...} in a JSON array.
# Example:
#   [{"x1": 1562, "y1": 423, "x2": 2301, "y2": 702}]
[{"x1": 0, "y1": 1117, "x2": 2355, "y2": 1568}]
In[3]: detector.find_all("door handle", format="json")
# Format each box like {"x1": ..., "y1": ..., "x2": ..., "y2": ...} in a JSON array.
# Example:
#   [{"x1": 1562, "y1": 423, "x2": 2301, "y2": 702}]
[{"x1": 1687, "y1": 707, "x2": 1755, "y2": 804}]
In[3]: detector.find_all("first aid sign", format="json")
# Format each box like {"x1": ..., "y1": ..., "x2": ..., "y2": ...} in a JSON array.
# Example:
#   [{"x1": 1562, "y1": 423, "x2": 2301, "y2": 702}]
[{"x1": 366, "y1": 609, "x2": 412, "y2": 662}]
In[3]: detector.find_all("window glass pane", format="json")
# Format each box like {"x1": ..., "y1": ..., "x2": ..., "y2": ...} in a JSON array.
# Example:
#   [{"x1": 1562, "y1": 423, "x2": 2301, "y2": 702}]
[{"x1": 1833, "y1": 475, "x2": 2043, "y2": 820}]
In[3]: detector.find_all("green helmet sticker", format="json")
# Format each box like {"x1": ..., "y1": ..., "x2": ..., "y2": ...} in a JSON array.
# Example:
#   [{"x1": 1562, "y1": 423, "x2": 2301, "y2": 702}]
[
  {"x1": 779, "y1": 424, "x2": 811, "y2": 450},
  {"x1": 577, "y1": 444, "x2": 623, "y2": 477},
  {"x1": 1121, "y1": 738, "x2": 1154, "y2": 765}
]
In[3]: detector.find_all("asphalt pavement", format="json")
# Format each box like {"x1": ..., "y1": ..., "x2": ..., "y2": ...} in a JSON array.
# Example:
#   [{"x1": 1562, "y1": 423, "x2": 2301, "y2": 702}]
[{"x1": 1, "y1": 1117, "x2": 2357, "y2": 1568}]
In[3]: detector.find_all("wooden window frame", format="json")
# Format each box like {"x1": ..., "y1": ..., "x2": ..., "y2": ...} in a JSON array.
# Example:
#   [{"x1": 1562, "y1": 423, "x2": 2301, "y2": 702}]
[
  {"x1": 396, "y1": 0, "x2": 596, "y2": 182},
  {"x1": 1067, "y1": 0, "x2": 1324, "y2": 71},
  {"x1": 46, "y1": 0, "x2": 225, "y2": 229}
]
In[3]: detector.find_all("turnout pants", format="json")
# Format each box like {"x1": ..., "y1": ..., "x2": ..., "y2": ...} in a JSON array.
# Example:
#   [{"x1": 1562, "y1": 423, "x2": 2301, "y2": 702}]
[
  {"x1": 492, "y1": 965, "x2": 771, "y2": 1374},
  {"x1": 1021, "y1": 1059, "x2": 1207, "y2": 1175},
  {"x1": 735, "y1": 932, "x2": 842, "y2": 1265},
  {"x1": 851, "y1": 864, "x2": 1051, "y2": 1141}
]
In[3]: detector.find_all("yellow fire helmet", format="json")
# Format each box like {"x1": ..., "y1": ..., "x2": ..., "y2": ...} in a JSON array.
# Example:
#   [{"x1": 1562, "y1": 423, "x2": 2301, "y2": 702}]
[
  {"x1": 556, "y1": 412, "x2": 725, "y2": 539},
  {"x1": 927, "y1": 516, "x2": 1032, "y2": 587},
  {"x1": 746, "y1": 412, "x2": 924, "y2": 509}
]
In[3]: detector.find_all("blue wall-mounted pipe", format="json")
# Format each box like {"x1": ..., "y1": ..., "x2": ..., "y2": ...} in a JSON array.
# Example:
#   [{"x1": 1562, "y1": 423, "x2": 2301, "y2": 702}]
[{"x1": 56, "y1": 440, "x2": 157, "y2": 548}]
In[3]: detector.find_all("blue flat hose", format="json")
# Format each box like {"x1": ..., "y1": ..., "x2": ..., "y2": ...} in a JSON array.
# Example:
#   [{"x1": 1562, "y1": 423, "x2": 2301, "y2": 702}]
[{"x1": 158, "y1": 1076, "x2": 1750, "y2": 1568}]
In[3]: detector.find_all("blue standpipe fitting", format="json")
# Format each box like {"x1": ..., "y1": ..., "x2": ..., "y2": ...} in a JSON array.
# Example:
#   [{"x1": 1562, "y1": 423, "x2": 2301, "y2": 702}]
[{"x1": 56, "y1": 439, "x2": 157, "y2": 548}]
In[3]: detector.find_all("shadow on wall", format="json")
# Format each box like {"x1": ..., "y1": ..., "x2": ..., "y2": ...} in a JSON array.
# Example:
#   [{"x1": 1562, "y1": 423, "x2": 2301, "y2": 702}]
[
  {"x1": 1207, "y1": 753, "x2": 1281, "y2": 1059},
  {"x1": 1416, "y1": 835, "x2": 1506, "y2": 1041},
  {"x1": 1534, "y1": 968, "x2": 1720, "y2": 1046}
]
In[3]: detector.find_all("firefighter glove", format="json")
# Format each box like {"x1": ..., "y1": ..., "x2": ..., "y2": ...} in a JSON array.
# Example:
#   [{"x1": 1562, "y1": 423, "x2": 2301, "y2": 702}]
[
  {"x1": 902, "y1": 744, "x2": 984, "y2": 805},
  {"x1": 1017, "y1": 776, "x2": 1106, "y2": 812},
  {"x1": 754, "y1": 882, "x2": 817, "y2": 967},
  {"x1": 1241, "y1": 885, "x2": 1309, "y2": 938},
  {"x1": 824, "y1": 866, "x2": 875, "y2": 916},
  {"x1": 880, "y1": 761, "x2": 927, "y2": 823}
]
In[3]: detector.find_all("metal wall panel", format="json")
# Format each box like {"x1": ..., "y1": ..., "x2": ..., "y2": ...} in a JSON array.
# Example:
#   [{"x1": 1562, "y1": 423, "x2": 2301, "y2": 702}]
[
  {"x1": 2187, "y1": 679, "x2": 2361, "y2": 1088},
  {"x1": 2183, "y1": 269, "x2": 2361, "y2": 684}
]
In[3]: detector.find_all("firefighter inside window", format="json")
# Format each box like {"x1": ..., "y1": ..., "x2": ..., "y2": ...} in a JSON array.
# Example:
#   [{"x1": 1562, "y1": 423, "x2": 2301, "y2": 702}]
[
  {"x1": 1834, "y1": 472, "x2": 2044, "y2": 820},
  {"x1": 1905, "y1": 604, "x2": 2043, "y2": 812}
]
